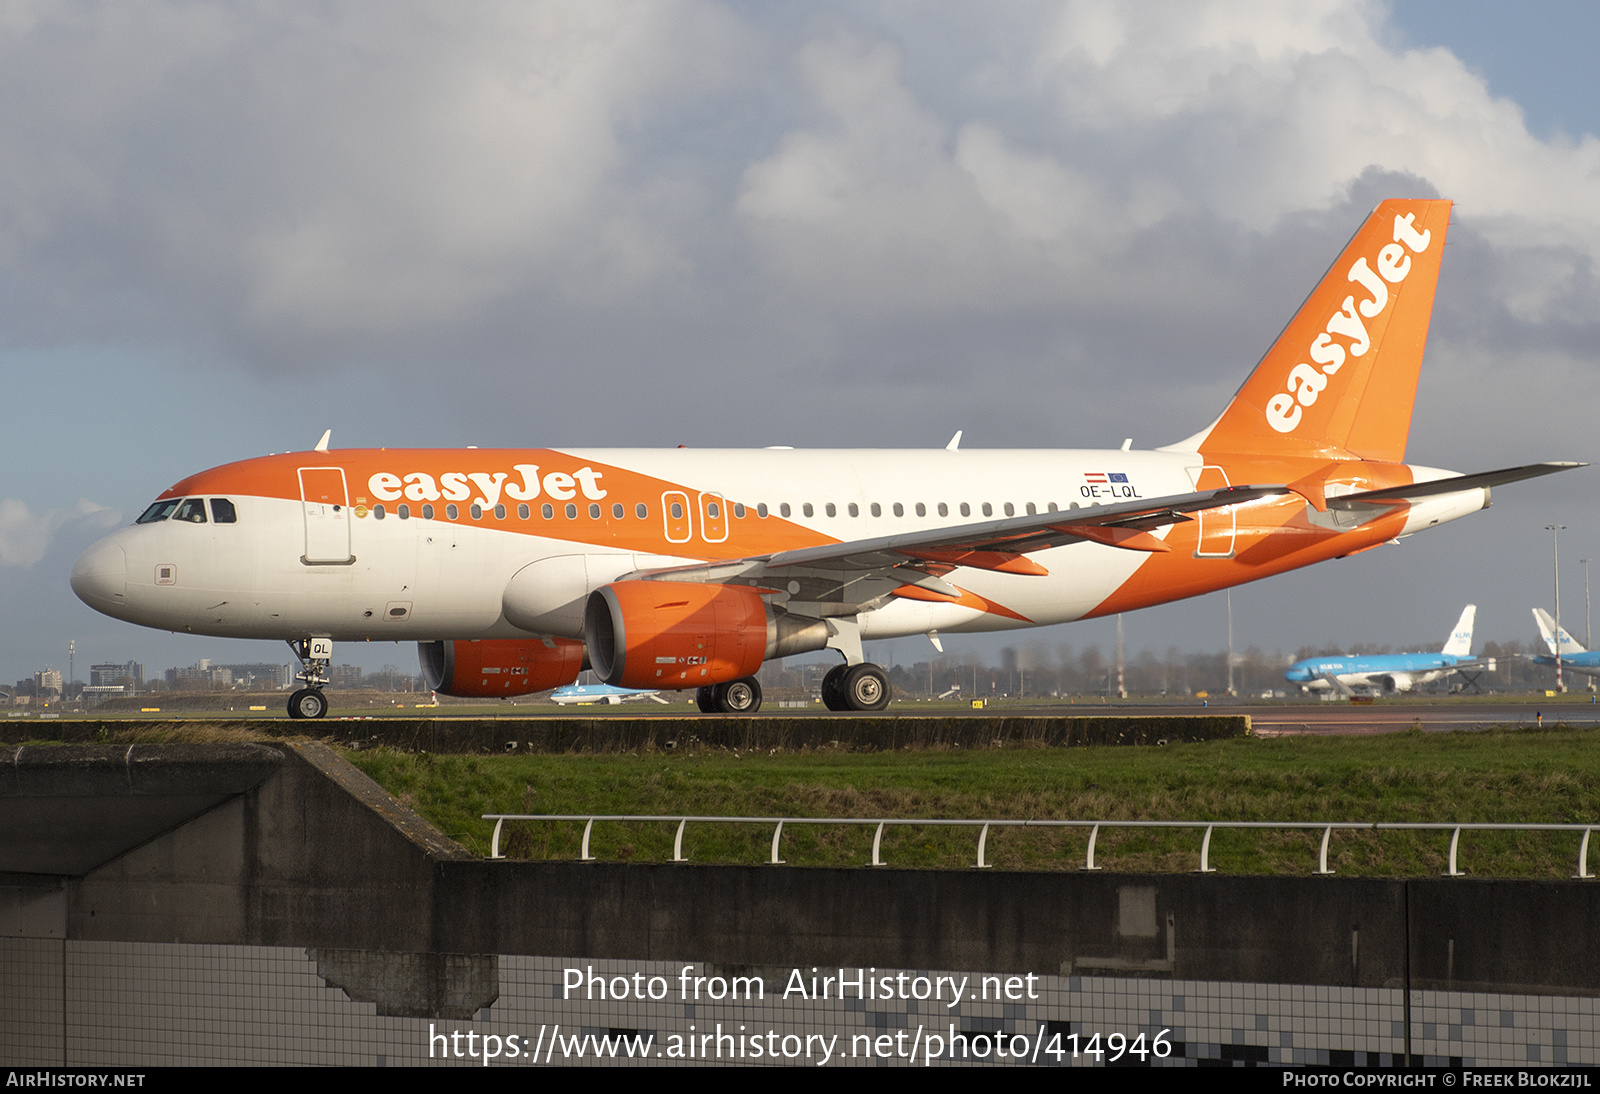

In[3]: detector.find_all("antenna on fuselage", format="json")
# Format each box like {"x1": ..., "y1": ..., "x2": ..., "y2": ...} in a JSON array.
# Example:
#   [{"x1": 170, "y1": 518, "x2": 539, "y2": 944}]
[
  {"x1": 313, "y1": 429, "x2": 331, "y2": 452},
  {"x1": 945, "y1": 431, "x2": 962, "y2": 451}
]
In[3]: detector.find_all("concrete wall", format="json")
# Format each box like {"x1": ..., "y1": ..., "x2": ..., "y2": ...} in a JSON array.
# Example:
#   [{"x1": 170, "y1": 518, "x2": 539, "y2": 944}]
[
  {"x1": 71, "y1": 742, "x2": 472, "y2": 950},
  {"x1": 38, "y1": 741, "x2": 1596, "y2": 1000}
]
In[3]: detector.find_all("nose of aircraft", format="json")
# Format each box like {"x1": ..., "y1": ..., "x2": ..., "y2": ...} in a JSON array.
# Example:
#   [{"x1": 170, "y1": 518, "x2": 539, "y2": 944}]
[{"x1": 71, "y1": 537, "x2": 127, "y2": 614}]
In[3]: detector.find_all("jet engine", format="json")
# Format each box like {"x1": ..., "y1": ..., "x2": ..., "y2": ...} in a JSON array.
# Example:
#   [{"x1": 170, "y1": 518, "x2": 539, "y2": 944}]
[
  {"x1": 418, "y1": 637, "x2": 584, "y2": 697},
  {"x1": 584, "y1": 580, "x2": 829, "y2": 690},
  {"x1": 1378, "y1": 673, "x2": 1414, "y2": 693}
]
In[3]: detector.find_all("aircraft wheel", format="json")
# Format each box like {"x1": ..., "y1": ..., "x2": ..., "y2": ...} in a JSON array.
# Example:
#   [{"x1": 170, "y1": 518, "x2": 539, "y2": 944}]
[
  {"x1": 288, "y1": 688, "x2": 329, "y2": 719},
  {"x1": 821, "y1": 665, "x2": 849, "y2": 711},
  {"x1": 841, "y1": 664, "x2": 891, "y2": 712},
  {"x1": 713, "y1": 677, "x2": 762, "y2": 714},
  {"x1": 695, "y1": 687, "x2": 717, "y2": 713}
]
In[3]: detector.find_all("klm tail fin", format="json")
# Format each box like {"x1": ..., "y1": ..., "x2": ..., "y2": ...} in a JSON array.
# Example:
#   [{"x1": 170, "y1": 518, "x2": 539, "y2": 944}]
[
  {"x1": 1533, "y1": 607, "x2": 1587, "y2": 656},
  {"x1": 1440, "y1": 605, "x2": 1475, "y2": 657},
  {"x1": 1188, "y1": 199, "x2": 1452, "y2": 462}
]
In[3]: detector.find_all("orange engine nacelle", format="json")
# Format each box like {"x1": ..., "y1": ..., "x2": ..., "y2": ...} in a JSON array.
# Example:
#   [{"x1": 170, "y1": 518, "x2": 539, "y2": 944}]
[
  {"x1": 418, "y1": 637, "x2": 584, "y2": 697},
  {"x1": 585, "y1": 581, "x2": 768, "y2": 690}
]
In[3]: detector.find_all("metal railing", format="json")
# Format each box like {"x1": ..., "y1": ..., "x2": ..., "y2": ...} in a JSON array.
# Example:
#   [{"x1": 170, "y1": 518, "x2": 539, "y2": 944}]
[{"x1": 483, "y1": 814, "x2": 1599, "y2": 877}]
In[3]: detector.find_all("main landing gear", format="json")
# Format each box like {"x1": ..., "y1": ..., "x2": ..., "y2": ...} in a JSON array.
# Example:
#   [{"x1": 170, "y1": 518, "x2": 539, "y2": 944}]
[
  {"x1": 820, "y1": 663, "x2": 891, "y2": 712},
  {"x1": 696, "y1": 677, "x2": 764, "y2": 714},
  {"x1": 287, "y1": 637, "x2": 333, "y2": 719}
]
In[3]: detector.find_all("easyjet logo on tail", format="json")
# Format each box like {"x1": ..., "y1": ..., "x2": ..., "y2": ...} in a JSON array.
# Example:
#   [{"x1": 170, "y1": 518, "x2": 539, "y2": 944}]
[{"x1": 1265, "y1": 213, "x2": 1433, "y2": 434}]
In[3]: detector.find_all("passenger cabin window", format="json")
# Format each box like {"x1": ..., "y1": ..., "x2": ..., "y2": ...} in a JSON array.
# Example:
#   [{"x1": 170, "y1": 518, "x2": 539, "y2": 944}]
[
  {"x1": 635, "y1": 502, "x2": 648, "y2": 519},
  {"x1": 612, "y1": 503, "x2": 624, "y2": 519},
  {"x1": 137, "y1": 500, "x2": 180, "y2": 524},
  {"x1": 494, "y1": 504, "x2": 506, "y2": 519},
  {"x1": 916, "y1": 503, "x2": 926, "y2": 517},
  {"x1": 173, "y1": 498, "x2": 207, "y2": 523},
  {"x1": 959, "y1": 503, "x2": 971, "y2": 517},
  {"x1": 781, "y1": 503, "x2": 792, "y2": 518},
  {"x1": 733, "y1": 503, "x2": 746, "y2": 518},
  {"x1": 824, "y1": 503, "x2": 835, "y2": 517},
  {"x1": 542, "y1": 503, "x2": 554, "y2": 519},
  {"x1": 373, "y1": 504, "x2": 386, "y2": 520},
  {"x1": 422, "y1": 504, "x2": 435, "y2": 520},
  {"x1": 399, "y1": 504, "x2": 411, "y2": 520},
  {"x1": 446, "y1": 504, "x2": 459, "y2": 520},
  {"x1": 209, "y1": 498, "x2": 237, "y2": 523},
  {"x1": 802, "y1": 503, "x2": 813, "y2": 518},
  {"x1": 518, "y1": 504, "x2": 530, "y2": 519},
  {"x1": 757, "y1": 503, "x2": 768, "y2": 518}
]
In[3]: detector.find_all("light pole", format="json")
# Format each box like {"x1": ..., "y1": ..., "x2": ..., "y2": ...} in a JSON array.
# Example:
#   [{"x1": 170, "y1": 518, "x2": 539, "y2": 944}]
[
  {"x1": 1115, "y1": 613, "x2": 1127, "y2": 700},
  {"x1": 1583, "y1": 559, "x2": 1592, "y2": 650},
  {"x1": 1226, "y1": 589, "x2": 1237, "y2": 697},
  {"x1": 1584, "y1": 558, "x2": 1594, "y2": 692},
  {"x1": 1548, "y1": 525, "x2": 1566, "y2": 693}
]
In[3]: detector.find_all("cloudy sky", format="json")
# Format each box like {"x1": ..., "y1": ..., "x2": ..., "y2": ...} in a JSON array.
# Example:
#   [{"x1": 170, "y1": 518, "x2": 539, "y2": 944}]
[{"x1": 5, "y1": 0, "x2": 1600, "y2": 684}]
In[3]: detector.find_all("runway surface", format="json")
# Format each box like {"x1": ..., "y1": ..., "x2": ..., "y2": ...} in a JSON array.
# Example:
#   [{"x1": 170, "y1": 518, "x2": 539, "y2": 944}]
[{"x1": 1041, "y1": 699, "x2": 1600, "y2": 736}]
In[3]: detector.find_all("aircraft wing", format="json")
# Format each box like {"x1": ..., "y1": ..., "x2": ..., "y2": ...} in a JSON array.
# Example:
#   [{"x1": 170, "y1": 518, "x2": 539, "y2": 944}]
[
  {"x1": 1442, "y1": 657, "x2": 1497, "y2": 675},
  {"x1": 628, "y1": 484, "x2": 1289, "y2": 588},
  {"x1": 1315, "y1": 673, "x2": 1357, "y2": 698},
  {"x1": 1324, "y1": 462, "x2": 1584, "y2": 510}
]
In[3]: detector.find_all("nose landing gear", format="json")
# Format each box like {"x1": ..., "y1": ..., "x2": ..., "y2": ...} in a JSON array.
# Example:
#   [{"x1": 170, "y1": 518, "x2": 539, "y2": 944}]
[{"x1": 287, "y1": 637, "x2": 333, "y2": 719}]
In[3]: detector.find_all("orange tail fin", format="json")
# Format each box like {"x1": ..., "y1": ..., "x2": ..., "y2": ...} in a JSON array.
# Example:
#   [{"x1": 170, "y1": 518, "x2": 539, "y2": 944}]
[{"x1": 1190, "y1": 199, "x2": 1452, "y2": 463}]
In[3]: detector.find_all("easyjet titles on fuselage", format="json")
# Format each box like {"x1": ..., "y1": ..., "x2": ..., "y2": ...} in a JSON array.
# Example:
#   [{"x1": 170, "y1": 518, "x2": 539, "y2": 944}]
[{"x1": 365, "y1": 465, "x2": 608, "y2": 507}]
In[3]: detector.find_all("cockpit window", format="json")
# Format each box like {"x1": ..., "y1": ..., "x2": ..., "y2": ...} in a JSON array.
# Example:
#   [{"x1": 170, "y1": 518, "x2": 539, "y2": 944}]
[
  {"x1": 172, "y1": 498, "x2": 208, "y2": 523},
  {"x1": 136, "y1": 500, "x2": 181, "y2": 524},
  {"x1": 209, "y1": 498, "x2": 237, "y2": 523}
]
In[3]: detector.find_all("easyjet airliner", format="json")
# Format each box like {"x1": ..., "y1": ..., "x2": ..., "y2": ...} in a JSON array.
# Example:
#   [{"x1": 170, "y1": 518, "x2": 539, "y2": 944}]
[{"x1": 71, "y1": 199, "x2": 1579, "y2": 718}]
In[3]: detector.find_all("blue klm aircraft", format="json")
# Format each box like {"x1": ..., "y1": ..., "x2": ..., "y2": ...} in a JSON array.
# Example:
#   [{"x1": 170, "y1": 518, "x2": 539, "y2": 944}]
[
  {"x1": 548, "y1": 682, "x2": 668, "y2": 706},
  {"x1": 1285, "y1": 606, "x2": 1493, "y2": 696},
  {"x1": 1532, "y1": 609, "x2": 1600, "y2": 679}
]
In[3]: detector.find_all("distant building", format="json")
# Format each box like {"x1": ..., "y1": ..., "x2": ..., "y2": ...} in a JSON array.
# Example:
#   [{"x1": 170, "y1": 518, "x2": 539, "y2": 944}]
[
  {"x1": 166, "y1": 662, "x2": 233, "y2": 690},
  {"x1": 91, "y1": 661, "x2": 145, "y2": 693},
  {"x1": 329, "y1": 664, "x2": 363, "y2": 689},
  {"x1": 214, "y1": 664, "x2": 294, "y2": 690},
  {"x1": 34, "y1": 669, "x2": 62, "y2": 698}
]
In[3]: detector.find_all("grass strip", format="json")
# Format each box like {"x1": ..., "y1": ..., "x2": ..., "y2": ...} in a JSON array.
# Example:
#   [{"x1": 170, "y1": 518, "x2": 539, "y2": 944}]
[{"x1": 345, "y1": 724, "x2": 1600, "y2": 877}]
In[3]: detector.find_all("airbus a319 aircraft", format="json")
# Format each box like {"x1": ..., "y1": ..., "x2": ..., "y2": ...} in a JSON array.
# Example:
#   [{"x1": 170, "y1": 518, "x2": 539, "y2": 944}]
[
  {"x1": 71, "y1": 199, "x2": 1580, "y2": 718},
  {"x1": 1284, "y1": 605, "x2": 1493, "y2": 696}
]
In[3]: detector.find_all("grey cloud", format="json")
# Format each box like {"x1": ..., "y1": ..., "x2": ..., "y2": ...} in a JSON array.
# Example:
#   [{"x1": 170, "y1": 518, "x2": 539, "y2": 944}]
[
  {"x1": 0, "y1": 499, "x2": 120, "y2": 568},
  {"x1": 0, "y1": 1, "x2": 1596, "y2": 458}
]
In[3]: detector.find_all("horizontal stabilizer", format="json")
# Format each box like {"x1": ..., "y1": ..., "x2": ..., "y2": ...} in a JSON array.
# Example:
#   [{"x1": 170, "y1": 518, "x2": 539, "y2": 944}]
[{"x1": 1326, "y1": 462, "x2": 1585, "y2": 510}]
